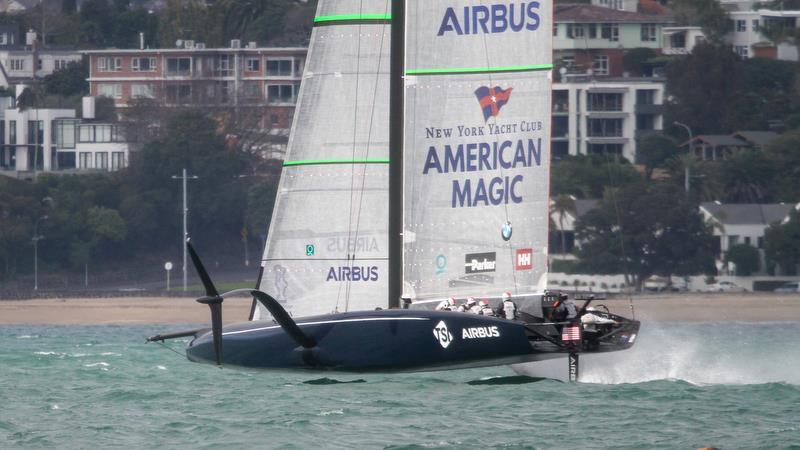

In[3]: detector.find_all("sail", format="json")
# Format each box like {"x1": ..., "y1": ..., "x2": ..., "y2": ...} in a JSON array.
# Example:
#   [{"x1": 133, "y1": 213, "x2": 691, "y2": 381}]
[
  {"x1": 254, "y1": 0, "x2": 392, "y2": 319},
  {"x1": 402, "y1": 2, "x2": 553, "y2": 303}
]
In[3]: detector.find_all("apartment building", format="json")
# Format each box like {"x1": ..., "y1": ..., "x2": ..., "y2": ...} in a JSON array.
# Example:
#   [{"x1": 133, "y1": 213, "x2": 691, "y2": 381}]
[
  {"x1": 83, "y1": 41, "x2": 306, "y2": 131},
  {"x1": 0, "y1": 27, "x2": 82, "y2": 87}
]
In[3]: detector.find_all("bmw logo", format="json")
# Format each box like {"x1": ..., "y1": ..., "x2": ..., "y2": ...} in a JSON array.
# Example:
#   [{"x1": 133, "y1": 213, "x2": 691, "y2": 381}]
[{"x1": 501, "y1": 221, "x2": 512, "y2": 241}]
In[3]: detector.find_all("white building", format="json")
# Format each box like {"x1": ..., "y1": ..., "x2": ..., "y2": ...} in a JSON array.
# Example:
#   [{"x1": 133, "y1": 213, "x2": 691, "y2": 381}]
[
  {"x1": 0, "y1": 93, "x2": 130, "y2": 175},
  {"x1": 662, "y1": 26, "x2": 706, "y2": 55},
  {"x1": 552, "y1": 77, "x2": 665, "y2": 162}
]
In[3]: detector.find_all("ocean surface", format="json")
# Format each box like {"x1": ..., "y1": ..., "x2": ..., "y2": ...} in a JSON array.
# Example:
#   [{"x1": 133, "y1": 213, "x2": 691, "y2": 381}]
[{"x1": 2, "y1": 322, "x2": 799, "y2": 449}]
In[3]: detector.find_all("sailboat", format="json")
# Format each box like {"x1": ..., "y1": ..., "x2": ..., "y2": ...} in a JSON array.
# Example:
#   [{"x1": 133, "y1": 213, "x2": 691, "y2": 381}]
[{"x1": 148, "y1": 0, "x2": 639, "y2": 380}]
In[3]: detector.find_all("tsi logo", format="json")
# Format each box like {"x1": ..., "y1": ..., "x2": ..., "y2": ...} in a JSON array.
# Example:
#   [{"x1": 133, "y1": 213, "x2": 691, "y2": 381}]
[
  {"x1": 462, "y1": 326, "x2": 501, "y2": 339},
  {"x1": 433, "y1": 321, "x2": 454, "y2": 349}
]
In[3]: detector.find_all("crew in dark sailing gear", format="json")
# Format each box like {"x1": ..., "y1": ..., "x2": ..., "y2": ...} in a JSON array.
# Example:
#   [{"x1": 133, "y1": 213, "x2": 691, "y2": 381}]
[
  {"x1": 478, "y1": 299, "x2": 495, "y2": 316},
  {"x1": 436, "y1": 297, "x2": 456, "y2": 311},
  {"x1": 496, "y1": 291, "x2": 518, "y2": 320},
  {"x1": 550, "y1": 294, "x2": 577, "y2": 333}
]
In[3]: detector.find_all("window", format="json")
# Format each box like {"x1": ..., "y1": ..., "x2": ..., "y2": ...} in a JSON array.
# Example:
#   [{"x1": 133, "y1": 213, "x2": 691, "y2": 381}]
[
  {"x1": 588, "y1": 23, "x2": 597, "y2": 39},
  {"x1": 9, "y1": 58, "x2": 24, "y2": 71},
  {"x1": 752, "y1": 20, "x2": 759, "y2": 32},
  {"x1": 636, "y1": 89, "x2": 655, "y2": 105},
  {"x1": 27, "y1": 120, "x2": 43, "y2": 144},
  {"x1": 132, "y1": 57, "x2": 156, "y2": 71},
  {"x1": 552, "y1": 24, "x2": 558, "y2": 37},
  {"x1": 54, "y1": 120, "x2": 76, "y2": 149},
  {"x1": 95, "y1": 125, "x2": 112, "y2": 142},
  {"x1": 78, "y1": 125, "x2": 93, "y2": 142},
  {"x1": 166, "y1": 57, "x2": 191, "y2": 75},
  {"x1": 736, "y1": 20, "x2": 747, "y2": 32},
  {"x1": 166, "y1": 84, "x2": 192, "y2": 103},
  {"x1": 587, "y1": 92, "x2": 622, "y2": 111},
  {"x1": 97, "y1": 83, "x2": 122, "y2": 98},
  {"x1": 37, "y1": 58, "x2": 42, "y2": 70},
  {"x1": 95, "y1": 152, "x2": 108, "y2": 170},
  {"x1": 246, "y1": 58, "x2": 260, "y2": 72},
  {"x1": 671, "y1": 33, "x2": 686, "y2": 49},
  {"x1": 54, "y1": 59, "x2": 69, "y2": 70},
  {"x1": 243, "y1": 83, "x2": 260, "y2": 98},
  {"x1": 131, "y1": 84, "x2": 154, "y2": 98},
  {"x1": 9, "y1": 120, "x2": 16, "y2": 145},
  {"x1": 641, "y1": 24, "x2": 656, "y2": 42},
  {"x1": 267, "y1": 84, "x2": 297, "y2": 104},
  {"x1": 592, "y1": 55, "x2": 609, "y2": 76},
  {"x1": 79, "y1": 152, "x2": 91, "y2": 169},
  {"x1": 214, "y1": 54, "x2": 232, "y2": 75},
  {"x1": 587, "y1": 118, "x2": 623, "y2": 137},
  {"x1": 735, "y1": 45, "x2": 749, "y2": 58},
  {"x1": 111, "y1": 152, "x2": 125, "y2": 171},
  {"x1": 97, "y1": 56, "x2": 121, "y2": 72},
  {"x1": 0, "y1": 33, "x2": 6, "y2": 45},
  {"x1": 757, "y1": 236, "x2": 764, "y2": 249},
  {"x1": 266, "y1": 59, "x2": 293, "y2": 76},
  {"x1": 566, "y1": 24, "x2": 585, "y2": 39},
  {"x1": 636, "y1": 114, "x2": 655, "y2": 130},
  {"x1": 601, "y1": 24, "x2": 619, "y2": 41},
  {"x1": 588, "y1": 143, "x2": 623, "y2": 155}
]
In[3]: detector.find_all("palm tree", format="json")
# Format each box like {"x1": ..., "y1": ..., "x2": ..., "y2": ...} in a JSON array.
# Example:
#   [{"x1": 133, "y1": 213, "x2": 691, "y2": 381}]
[{"x1": 551, "y1": 194, "x2": 576, "y2": 256}]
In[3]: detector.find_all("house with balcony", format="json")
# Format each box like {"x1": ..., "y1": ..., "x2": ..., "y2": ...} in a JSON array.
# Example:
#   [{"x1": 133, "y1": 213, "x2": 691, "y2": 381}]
[
  {"x1": 0, "y1": 93, "x2": 130, "y2": 177},
  {"x1": 680, "y1": 131, "x2": 780, "y2": 161},
  {"x1": 662, "y1": 26, "x2": 706, "y2": 56},
  {"x1": 719, "y1": 0, "x2": 800, "y2": 60},
  {"x1": 0, "y1": 28, "x2": 82, "y2": 88},
  {"x1": 83, "y1": 41, "x2": 306, "y2": 132}
]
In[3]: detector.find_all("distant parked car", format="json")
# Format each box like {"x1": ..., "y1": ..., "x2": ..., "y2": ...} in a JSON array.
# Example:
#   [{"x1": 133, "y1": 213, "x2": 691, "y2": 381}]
[
  {"x1": 705, "y1": 281, "x2": 747, "y2": 293},
  {"x1": 644, "y1": 276, "x2": 687, "y2": 292},
  {"x1": 774, "y1": 282, "x2": 800, "y2": 293}
]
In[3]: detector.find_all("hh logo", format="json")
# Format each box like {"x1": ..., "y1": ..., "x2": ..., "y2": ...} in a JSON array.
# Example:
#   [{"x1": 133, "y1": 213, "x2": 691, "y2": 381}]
[
  {"x1": 433, "y1": 320, "x2": 453, "y2": 349},
  {"x1": 515, "y1": 248, "x2": 532, "y2": 270},
  {"x1": 475, "y1": 86, "x2": 512, "y2": 121}
]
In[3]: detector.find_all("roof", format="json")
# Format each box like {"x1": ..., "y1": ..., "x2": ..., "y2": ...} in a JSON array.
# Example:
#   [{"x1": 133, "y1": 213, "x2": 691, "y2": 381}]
[
  {"x1": 701, "y1": 202, "x2": 796, "y2": 225},
  {"x1": 555, "y1": 4, "x2": 673, "y2": 24},
  {"x1": 693, "y1": 135, "x2": 747, "y2": 147},
  {"x1": 732, "y1": 131, "x2": 780, "y2": 148}
]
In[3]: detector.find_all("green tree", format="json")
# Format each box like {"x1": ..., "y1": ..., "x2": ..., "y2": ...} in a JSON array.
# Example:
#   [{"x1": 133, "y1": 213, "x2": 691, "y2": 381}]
[
  {"x1": 637, "y1": 132, "x2": 677, "y2": 180},
  {"x1": 764, "y1": 209, "x2": 800, "y2": 276},
  {"x1": 765, "y1": 132, "x2": 800, "y2": 201},
  {"x1": 43, "y1": 60, "x2": 88, "y2": 97},
  {"x1": 719, "y1": 150, "x2": 779, "y2": 203},
  {"x1": 669, "y1": 0, "x2": 731, "y2": 42},
  {"x1": 622, "y1": 48, "x2": 657, "y2": 77},
  {"x1": 575, "y1": 182, "x2": 716, "y2": 289},
  {"x1": 725, "y1": 243, "x2": 760, "y2": 276},
  {"x1": 551, "y1": 194, "x2": 575, "y2": 255},
  {"x1": 80, "y1": 0, "x2": 114, "y2": 46},
  {"x1": 551, "y1": 154, "x2": 640, "y2": 199}
]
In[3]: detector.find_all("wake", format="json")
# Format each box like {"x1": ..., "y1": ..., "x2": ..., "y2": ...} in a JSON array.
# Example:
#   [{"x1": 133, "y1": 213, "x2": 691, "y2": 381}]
[{"x1": 513, "y1": 322, "x2": 800, "y2": 385}]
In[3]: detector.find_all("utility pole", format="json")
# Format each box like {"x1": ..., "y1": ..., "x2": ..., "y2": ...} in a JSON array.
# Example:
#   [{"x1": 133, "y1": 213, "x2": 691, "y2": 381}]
[
  {"x1": 674, "y1": 121, "x2": 693, "y2": 194},
  {"x1": 172, "y1": 168, "x2": 198, "y2": 291},
  {"x1": 32, "y1": 215, "x2": 47, "y2": 291}
]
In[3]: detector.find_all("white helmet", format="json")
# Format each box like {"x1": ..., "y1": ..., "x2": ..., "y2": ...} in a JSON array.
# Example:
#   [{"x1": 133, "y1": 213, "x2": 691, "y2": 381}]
[
  {"x1": 480, "y1": 299, "x2": 489, "y2": 307},
  {"x1": 502, "y1": 291, "x2": 512, "y2": 301},
  {"x1": 466, "y1": 297, "x2": 476, "y2": 306},
  {"x1": 448, "y1": 297, "x2": 456, "y2": 306}
]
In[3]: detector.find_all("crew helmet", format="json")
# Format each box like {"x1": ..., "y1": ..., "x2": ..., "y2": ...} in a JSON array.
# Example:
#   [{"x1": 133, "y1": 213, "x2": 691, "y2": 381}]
[
  {"x1": 502, "y1": 291, "x2": 512, "y2": 301},
  {"x1": 448, "y1": 297, "x2": 456, "y2": 306},
  {"x1": 466, "y1": 297, "x2": 476, "y2": 306},
  {"x1": 480, "y1": 299, "x2": 490, "y2": 307}
]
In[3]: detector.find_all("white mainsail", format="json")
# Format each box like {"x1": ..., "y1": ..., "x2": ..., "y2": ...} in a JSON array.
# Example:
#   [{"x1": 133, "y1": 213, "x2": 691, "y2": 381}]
[
  {"x1": 402, "y1": 2, "x2": 553, "y2": 303},
  {"x1": 254, "y1": 1, "x2": 392, "y2": 319},
  {"x1": 255, "y1": 0, "x2": 552, "y2": 319}
]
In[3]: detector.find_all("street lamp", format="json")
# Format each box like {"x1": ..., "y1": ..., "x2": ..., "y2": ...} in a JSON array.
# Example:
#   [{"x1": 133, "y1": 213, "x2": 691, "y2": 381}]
[
  {"x1": 674, "y1": 121, "x2": 693, "y2": 194},
  {"x1": 172, "y1": 168, "x2": 198, "y2": 292},
  {"x1": 32, "y1": 215, "x2": 48, "y2": 291}
]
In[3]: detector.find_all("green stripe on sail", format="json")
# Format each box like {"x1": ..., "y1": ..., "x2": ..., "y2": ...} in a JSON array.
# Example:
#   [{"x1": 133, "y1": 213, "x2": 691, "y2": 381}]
[
  {"x1": 314, "y1": 14, "x2": 392, "y2": 23},
  {"x1": 283, "y1": 158, "x2": 390, "y2": 167},
  {"x1": 406, "y1": 64, "x2": 554, "y2": 76}
]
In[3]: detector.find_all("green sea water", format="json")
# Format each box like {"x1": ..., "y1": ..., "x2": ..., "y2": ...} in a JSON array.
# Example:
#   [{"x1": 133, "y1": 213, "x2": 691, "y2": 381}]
[{"x1": 2, "y1": 323, "x2": 799, "y2": 449}]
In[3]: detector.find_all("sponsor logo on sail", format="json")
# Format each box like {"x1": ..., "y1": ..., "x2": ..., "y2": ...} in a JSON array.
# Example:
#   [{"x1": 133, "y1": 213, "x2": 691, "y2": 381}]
[
  {"x1": 433, "y1": 320, "x2": 453, "y2": 349},
  {"x1": 501, "y1": 221, "x2": 513, "y2": 241},
  {"x1": 437, "y1": 2, "x2": 541, "y2": 36},
  {"x1": 435, "y1": 253, "x2": 447, "y2": 275},
  {"x1": 325, "y1": 266, "x2": 379, "y2": 282},
  {"x1": 327, "y1": 236, "x2": 380, "y2": 253},
  {"x1": 515, "y1": 248, "x2": 532, "y2": 270},
  {"x1": 465, "y1": 252, "x2": 496, "y2": 274},
  {"x1": 305, "y1": 244, "x2": 315, "y2": 256},
  {"x1": 462, "y1": 326, "x2": 501, "y2": 339},
  {"x1": 475, "y1": 86, "x2": 512, "y2": 121}
]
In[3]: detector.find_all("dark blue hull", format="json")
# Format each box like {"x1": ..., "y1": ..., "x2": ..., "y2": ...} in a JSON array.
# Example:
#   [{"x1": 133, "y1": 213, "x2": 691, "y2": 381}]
[{"x1": 186, "y1": 309, "x2": 638, "y2": 372}]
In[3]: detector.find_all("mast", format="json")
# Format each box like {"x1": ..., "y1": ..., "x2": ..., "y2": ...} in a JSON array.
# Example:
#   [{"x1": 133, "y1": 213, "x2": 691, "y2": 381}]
[{"x1": 388, "y1": 0, "x2": 404, "y2": 309}]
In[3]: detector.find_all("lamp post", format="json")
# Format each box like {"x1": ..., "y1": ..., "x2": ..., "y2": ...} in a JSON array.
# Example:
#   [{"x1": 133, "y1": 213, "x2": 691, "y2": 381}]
[
  {"x1": 32, "y1": 215, "x2": 48, "y2": 291},
  {"x1": 674, "y1": 121, "x2": 693, "y2": 194},
  {"x1": 172, "y1": 168, "x2": 198, "y2": 292}
]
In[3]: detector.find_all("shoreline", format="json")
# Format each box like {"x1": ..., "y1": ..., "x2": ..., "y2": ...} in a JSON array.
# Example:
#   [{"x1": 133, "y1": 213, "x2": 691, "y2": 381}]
[{"x1": 0, "y1": 293, "x2": 798, "y2": 325}]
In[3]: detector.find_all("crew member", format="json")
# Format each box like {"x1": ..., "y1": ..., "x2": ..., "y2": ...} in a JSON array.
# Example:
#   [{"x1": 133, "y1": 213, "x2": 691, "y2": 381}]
[
  {"x1": 496, "y1": 291, "x2": 518, "y2": 320},
  {"x1": 550, "y1": 293, "x2": 577, "y2": 332},
  {"x1": 478, "y1": 299, "x2": 495, "y2": 316},
  {"x1": 435, "y1": 297, "x2": 456, "y2": 311}
]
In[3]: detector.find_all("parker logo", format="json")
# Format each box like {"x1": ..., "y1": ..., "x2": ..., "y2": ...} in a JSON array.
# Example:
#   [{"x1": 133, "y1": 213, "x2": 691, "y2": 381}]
[
  {"x1": 515, "y1": 248, "x2": 532, "y2": 270},
  {"x1": 433, "y1": 321, "x2": 453, "y2": 349},
  {"x1": 465, "y1": 252, "x2": 496, "y2": 274},
  {"x1": 475, "y1": 86, "x2": 512, "y2": 121}
]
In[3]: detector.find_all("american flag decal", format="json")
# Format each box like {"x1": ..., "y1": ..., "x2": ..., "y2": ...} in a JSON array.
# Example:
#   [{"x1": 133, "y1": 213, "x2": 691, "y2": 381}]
[{"x1": 561, "y1": 324, "x2": 581, "y2": 342}]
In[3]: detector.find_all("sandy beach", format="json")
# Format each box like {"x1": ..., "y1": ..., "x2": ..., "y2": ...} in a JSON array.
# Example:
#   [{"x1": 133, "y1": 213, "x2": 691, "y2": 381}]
[{"x1": 0, "y1": 293, "x2": 798, "y2": 325}]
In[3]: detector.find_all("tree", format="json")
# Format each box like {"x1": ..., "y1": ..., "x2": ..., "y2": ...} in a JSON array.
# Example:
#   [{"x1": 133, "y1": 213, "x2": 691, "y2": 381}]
[
  {"x1": 765, "y1": 209, "x2": 800, "y2": 276},
  {"x1": 551, "y1": 154, "x2": 640, "y2": 199},
  {"x1": 637, "y1": 132, "x2": 677, "y2": 180},
  {"x1": 574, "y1": 182, "x2": 716, "y2": 289},
  {"x1": 669, "y1": 0, "x2": 731, "y2": 43},
  {"x1": 551, "y1": 194, "x2": 575, "y2": 255},
  {"x1": 80, "y1": 0, "x2": 114, "y2": 46},
  {"x1": 43, "y1": 60, "x2": 88, "y2": 97},
  {"x1": 622, "y1": 48, "x2": 657, "y2": 77},
  {"x1": 765, "y1": 132, "x2": 800, "y2": 202},
  {"x1": 725, "y1": 243, "x2": 760, "y2": 276},
  {"x1": 719, "y1": 150, "x2": 779, "y2": 203}
]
